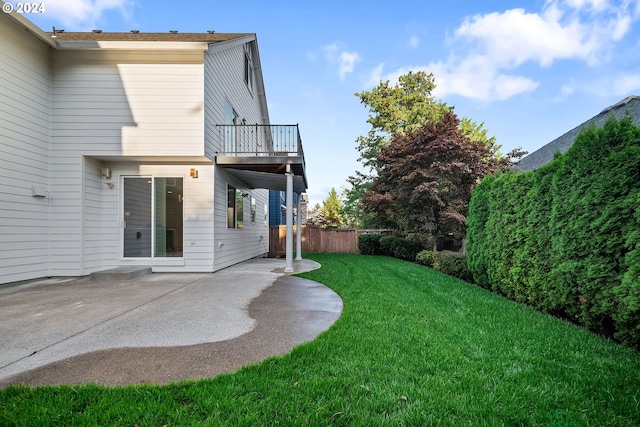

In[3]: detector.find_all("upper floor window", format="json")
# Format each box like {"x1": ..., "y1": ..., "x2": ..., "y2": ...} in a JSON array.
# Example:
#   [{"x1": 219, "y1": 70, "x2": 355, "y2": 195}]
[{"x1": 244, "y1": 45, "x2": 255, "y2": 94}]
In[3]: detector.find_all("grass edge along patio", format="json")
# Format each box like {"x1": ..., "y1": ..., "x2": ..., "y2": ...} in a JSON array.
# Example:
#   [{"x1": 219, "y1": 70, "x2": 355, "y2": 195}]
[{"x1": 1, "y1": 253, "x2": 639, "y2": 426}]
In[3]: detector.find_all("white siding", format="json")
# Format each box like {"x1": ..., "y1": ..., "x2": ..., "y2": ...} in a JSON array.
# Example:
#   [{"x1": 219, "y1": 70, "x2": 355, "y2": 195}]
[
  {"x1": 213, "y1": 169, "x2": 270, "y2": 271},
  {"x1": 204, "y1": 39, "x2": 271, "y2": 270},
  {"x1": 0, "y1": 14, "x2": 52, "y2": 284},
  {"x1": 82, "y1": 156, "x2": 107, "y2": 273},
  {"x1": 1, "y1": 24, "x2": 275, "y2": 281},
  {"x1": 97, "y1": 163, "x2": 215, "y2": 273},
  {"x1": 204, "y1": 39, "x2": 264, "y2": 158},
  {"x1": 49, "y1": 49, "x2": 207, "y2": 276},
  {"x1": 52, "y1": 50, "x2": 205, "y2": 157}
]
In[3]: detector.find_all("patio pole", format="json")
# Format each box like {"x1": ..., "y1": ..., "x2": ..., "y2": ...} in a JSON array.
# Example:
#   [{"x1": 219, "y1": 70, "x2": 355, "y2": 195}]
[
  {"x1": 295, "y1": 193, "x2": 302, "y2": 261},
  {"x1": 284, "y1": 164, "x2": 294, "y2": 273}
]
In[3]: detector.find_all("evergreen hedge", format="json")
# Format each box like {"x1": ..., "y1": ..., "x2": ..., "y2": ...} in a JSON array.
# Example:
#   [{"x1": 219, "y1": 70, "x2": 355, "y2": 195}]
[{"x1": 467, "y1": 115, "x2": 640, "y2": 348}]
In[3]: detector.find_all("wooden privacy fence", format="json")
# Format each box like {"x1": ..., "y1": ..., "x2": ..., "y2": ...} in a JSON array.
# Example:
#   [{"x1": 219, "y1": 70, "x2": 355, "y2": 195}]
[{"x1": 269, "y1": 225, "x2": 361, "y2": 255}]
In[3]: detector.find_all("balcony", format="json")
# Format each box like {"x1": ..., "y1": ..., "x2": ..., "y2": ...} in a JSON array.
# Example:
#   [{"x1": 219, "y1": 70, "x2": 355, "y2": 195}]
[{"x1": 215, "y1": 124, "x2": 307, "y2": 193}]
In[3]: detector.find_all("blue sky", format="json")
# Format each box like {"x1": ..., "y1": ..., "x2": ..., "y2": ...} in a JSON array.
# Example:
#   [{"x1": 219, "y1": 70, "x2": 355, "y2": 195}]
[{"x1": 23, "y1": 0, "x2": 640, "y2": 206}]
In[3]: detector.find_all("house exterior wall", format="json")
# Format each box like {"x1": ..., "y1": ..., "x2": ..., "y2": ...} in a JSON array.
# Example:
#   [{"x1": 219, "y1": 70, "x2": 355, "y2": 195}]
[
  {"x1": 0, "y1": 19, "x2": 277, "y2": 283},
  {"x1": 48, "y1": 48, "x2": 208, "y2": 276},
  {"x1": 213, "y1": 168, "x2": 270, "y2": 270},
  {"x1": 97, "y1": 162, "x2": 216, "y2": 273},
  {"x1": 52, "y1": 49, "x2": 205, "y2": 158},
  {"x1": 0, "y1": 14, "x2": 52, "y2": 284},
  {"x1": 204, "y1": 39, "x2": 270, "y2": 270}
]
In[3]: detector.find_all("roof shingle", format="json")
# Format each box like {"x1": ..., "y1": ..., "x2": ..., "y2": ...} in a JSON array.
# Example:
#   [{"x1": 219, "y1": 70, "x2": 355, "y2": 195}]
[{"x1": 516, "y1": 95, "x2": 640, "y2": 172}]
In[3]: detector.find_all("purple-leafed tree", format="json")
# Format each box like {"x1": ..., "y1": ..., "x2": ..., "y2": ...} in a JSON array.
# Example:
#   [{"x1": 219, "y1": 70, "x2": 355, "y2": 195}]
[{"x1": 362, "y1": 111, "x2": 520, "y2": 239}]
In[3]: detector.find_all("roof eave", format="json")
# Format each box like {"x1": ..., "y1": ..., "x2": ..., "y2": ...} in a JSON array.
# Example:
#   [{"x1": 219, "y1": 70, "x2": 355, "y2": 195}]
[
  {"x1": 55, "y1": 40, "x2": 211, "y2": 50},
  {"x1": 0, "y1": 4, "x2": 57, "y2": 48}
]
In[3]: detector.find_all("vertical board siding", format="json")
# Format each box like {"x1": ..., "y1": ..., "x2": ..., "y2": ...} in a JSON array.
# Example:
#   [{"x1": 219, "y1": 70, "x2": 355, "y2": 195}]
[
  {"x1": 0, "y1": 15, "x2": 52, "y2": 284},
  {"x1": 205, "y1": 39, "x2": 271, "y2": 270}
]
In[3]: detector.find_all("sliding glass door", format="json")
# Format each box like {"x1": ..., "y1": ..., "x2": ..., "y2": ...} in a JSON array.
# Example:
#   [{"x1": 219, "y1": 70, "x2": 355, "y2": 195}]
[{"x1": 123, "y1": 177, "x2": 183, "y2": 258}]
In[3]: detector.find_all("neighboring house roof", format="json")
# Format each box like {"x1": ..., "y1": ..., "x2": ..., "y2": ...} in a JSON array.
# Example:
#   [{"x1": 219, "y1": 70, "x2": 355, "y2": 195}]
[
  {"x1": 516, "y1": 95, "x2": 640, "y2": 172},
  {"x1": 49, "y1": 31, "x2": 253, "y2": 43}
]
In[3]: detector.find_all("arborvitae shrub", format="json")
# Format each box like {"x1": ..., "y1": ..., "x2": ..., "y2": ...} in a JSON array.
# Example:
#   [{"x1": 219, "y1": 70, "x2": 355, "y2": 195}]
[
  {"x1": 467, "y1": 175, "x2": 495, "y2": 289},
  {"x1": 466, "y1": 115, "x2": 640, "y2": 348}
]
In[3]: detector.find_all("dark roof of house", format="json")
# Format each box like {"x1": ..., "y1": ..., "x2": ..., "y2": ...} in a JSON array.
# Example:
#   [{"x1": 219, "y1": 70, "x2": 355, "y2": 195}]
[
  {"x1": 49, "y1": 31, "x2": 253, "y2": 43},
  {"x1": 516, "y1": 95, "x2": 640, "y2": 172}
]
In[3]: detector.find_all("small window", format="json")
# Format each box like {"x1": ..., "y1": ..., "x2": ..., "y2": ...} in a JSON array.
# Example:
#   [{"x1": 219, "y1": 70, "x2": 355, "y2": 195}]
[
  {"x1": 236, "y1": 190, "x2": 244, "y2": 229},
  {"x1": 227, "y1": 185, "x2": 236, "y2": 228},
  {"x1": 227, "y1": 185, "x2": 244, "y2": 229},
  {"x1": 250, "y1": 196, "x2": 256, "y2": 223},
  {"x1": 244, "y1": 46, "x2": 255, "y2": 93}
]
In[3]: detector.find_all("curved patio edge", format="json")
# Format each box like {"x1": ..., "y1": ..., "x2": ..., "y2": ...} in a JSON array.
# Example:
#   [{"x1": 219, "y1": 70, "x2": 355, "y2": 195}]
[{"x1": 0, "y1": 260, "x2": 343, "y2": 388}]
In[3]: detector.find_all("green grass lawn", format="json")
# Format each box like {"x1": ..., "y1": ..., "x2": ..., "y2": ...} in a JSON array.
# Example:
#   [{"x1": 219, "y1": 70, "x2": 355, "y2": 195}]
[{"x1": 1, "y1": 253, "x2": 639, "y2": 426}]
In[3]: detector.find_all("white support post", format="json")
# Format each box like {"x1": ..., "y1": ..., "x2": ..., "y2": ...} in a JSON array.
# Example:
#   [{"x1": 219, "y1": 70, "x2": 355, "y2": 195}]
[
  {"x1": 284, "y1": 165, "x2": 294, "y2": 273},
  {"x1": 295, "y1": 193, "x2": 302, "y2": 261}
]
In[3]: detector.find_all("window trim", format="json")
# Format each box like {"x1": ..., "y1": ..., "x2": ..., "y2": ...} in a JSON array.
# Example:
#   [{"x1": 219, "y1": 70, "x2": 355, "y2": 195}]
[
  {"x1": 244, "y1": 45, "x2": 255, "y2": 94},
  {"x1": 227, "y1": 184, "x2": 244, "y2": 229}
]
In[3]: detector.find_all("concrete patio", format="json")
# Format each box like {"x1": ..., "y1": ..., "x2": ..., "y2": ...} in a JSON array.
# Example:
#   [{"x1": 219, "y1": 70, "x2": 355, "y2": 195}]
[{"x1": 0, "y1": 258, "x2": 343, "y2": 387}]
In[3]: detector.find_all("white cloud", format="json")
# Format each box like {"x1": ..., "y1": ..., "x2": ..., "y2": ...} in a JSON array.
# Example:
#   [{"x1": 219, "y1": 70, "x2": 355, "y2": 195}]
[
  {"x1": 611, "y1": 72, "x2": 640, "y2": 95},
  {"x1": 455, "y1": 7, "x2": 602, "y2": 68},
  {"x1": 38, "y1": 0, "x2": 134, "y2": 30},
  {"x1": 367, "y1": 0, "x2": 640, "y2": 102},
  {"x1": 323, "y1": 42, "x2": 361, "y2": 80},
  {"x1": 338, "y1": 51, "x2": 361, "y2": 80},
  {"x1": 364, "y1": 63, "x2": 385, "y2": 88},
  {"x1": 556, "y1": 82, "x2": 576, "y2": 100},
  {"x1": 363, "y1": 50, "x2": 539, "y2": 102},
  {"x1": 562, "y1": 0, "x2": 611, "y2": 12},
  {"x1": 408, "y1": 36, "x2": 420, "y2": 48},
  {"x1": 324, "y1": 43, "x2": 340, "y2": 61}
]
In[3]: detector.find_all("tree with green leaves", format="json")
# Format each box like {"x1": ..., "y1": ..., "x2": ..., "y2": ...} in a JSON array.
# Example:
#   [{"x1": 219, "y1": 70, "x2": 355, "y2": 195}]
[
  {"x1": 354, "y1": 71, "x2": 451, "y2": 170},
  {"x1": 345, "y1": 71, "x2": 506, "y2": 228},
  {"x1": 322, "y1": 188, "x2": 345, "y2": 228},
  {"x1": 341, "y1": 173, "x2": 375, "y2": 229}
]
